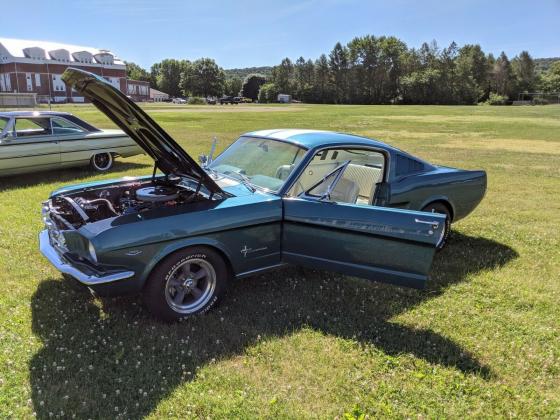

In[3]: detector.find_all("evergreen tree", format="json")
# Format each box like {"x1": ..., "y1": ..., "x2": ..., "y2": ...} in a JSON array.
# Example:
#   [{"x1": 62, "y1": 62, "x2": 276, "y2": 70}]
[
  {"x1": 314, "y1": 54, "x2": 332, "y2": 103},
  {"x1": 329, "y1": 42, "x2": 349, "y2": 103},
  {"x1": 512, "y1": 51, "x2": 536, "y2": 93},
  {"x1": 271, "y1": 58, "x2": 294, "y2": 94},
  {"x1": 492, "y1": 52, "x2": 514, "y2": 98}
]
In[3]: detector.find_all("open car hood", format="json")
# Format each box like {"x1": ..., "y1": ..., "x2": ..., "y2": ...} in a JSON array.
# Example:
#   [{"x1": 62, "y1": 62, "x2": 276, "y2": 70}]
[{"x1": 62, "y1": 68, "x2": 224, "y2": 196}]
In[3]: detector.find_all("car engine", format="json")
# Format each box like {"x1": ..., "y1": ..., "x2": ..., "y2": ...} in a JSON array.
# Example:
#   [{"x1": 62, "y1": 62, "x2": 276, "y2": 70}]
[{"x1": 46, "y1": 180, "x2": 205, "y2": 229}]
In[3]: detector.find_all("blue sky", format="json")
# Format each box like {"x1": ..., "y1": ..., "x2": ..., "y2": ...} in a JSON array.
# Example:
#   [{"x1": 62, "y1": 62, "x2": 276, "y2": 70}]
[{"x1": 5, "y1": 0, "x2": 560, "y2": 69}]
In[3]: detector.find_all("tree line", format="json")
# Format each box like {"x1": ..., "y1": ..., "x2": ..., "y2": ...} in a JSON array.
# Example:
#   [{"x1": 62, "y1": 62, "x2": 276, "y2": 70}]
[{"x1": 126, "y1": 35, "x2": 560, "y2": 104}]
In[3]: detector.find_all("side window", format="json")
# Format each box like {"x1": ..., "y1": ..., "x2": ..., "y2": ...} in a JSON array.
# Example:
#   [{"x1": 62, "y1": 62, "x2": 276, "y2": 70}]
[
  {"x1": 290, "y1": 148, "x2": 385, "y2": 205},
  {"x1": 14, "y1": 118, "x2": 52, "y2": 138},
  {"x1": 51, "y1": 117, "x2": 86, "y2": 135},
  {"x1": 395, "y1": 154, "x2": 425, "y2": 177}
]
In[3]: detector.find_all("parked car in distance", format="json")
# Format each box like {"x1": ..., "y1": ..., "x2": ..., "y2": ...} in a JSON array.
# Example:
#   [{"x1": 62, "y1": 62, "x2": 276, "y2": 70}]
[
  {"x1": 0, "y1": 111, "x2": 144, "y2": 176},
  {"x1": 172, "y1": 98, "x2": 187, "y2": 104},
  {"x1": 206, "y1": 98, "x2": 217, "y2": 105},
  {"x1": 40, "y1": 68, "x2": 484, "y2": 322},
  {"x1": 219, "y1": 96, "x2": 239, "y2": 105}
]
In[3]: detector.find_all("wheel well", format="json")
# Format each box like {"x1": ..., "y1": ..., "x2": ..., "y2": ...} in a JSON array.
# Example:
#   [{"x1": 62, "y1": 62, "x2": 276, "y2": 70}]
[
  {"x1": 90, "y1": 151, "x2": 116, "y2": 160},
  {"x1": 424, "y1": 200, "x2": 454, "y2": 222}
]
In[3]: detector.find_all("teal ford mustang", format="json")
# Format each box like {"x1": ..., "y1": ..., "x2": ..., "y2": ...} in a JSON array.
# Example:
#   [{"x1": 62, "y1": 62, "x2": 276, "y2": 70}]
[{"x1": 39, "y1": 68, "x2": 485, "y2": 321}]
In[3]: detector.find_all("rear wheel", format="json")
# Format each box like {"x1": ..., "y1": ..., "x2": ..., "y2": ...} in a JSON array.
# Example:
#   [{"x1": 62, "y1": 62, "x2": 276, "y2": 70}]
[
  {"x1": 90, "y1": 152, "x2": 113, "y2": 172},
  {"x1": 421, "y1": 202, "x2": 451, "y2": 249},
  {"x1": 142, "y1": 247, "x2": 228, "y2": 322}
]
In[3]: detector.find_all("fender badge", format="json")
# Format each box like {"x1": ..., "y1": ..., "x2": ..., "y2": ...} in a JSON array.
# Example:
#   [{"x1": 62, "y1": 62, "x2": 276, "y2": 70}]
[
  {"x1": 126, "y1": 250, "x2": 143, "y2": 256},
  {"x1": 241, "y1": 245, "x2": 268, "y2": 258}
]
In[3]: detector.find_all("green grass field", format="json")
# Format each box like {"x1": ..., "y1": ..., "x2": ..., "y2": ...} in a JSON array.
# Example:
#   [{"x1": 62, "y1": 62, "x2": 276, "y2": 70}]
[{"x1": 1, "y1": 103, "x2": 559, "y2": 418}]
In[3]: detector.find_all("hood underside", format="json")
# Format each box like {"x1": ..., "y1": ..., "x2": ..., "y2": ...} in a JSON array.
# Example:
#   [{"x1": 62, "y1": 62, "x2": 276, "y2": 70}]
[{"x1": 62, "y1": 67, "x2": 223, "y2": 196}]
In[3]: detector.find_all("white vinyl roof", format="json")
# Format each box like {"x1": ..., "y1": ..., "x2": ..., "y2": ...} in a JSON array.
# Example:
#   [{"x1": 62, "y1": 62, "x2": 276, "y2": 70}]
[{"x1": 0, "y1": 37, "x2": 124, "y2": 65}]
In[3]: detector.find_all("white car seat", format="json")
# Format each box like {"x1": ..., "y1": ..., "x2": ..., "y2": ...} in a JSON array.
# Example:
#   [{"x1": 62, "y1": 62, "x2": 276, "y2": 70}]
[
  {"x1": 330, "y1": 178, "x2": 360, "y2": 204},
  {"x1": 344, "y1": 164, "x2": 383, "y2": 204}
]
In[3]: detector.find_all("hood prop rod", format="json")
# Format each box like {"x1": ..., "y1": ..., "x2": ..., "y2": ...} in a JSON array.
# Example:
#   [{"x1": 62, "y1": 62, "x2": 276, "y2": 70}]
[{"x1": 151, "y1": 161, "x2": 158, "y2": 182}]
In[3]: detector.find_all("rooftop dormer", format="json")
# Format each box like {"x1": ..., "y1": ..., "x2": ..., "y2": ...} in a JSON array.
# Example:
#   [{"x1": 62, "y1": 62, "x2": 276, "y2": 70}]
[
  {"x1": 93, "y1": 52, "x2": 114, "y2": 65},
  {"x1": 23, "y1": 47, "x2": 46, "y2": 60},
  {"x1": 49, "y1": 49, "x2": 71, "y2": 62},
  {"x1": 72, "y1": 51, "x2": 93, "y2": 63}
]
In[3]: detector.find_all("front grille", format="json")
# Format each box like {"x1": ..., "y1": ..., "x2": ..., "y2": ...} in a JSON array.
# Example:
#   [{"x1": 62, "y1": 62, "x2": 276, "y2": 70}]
[{"x1": 42, "y1": 200, "x2": 69, "y2": 252}]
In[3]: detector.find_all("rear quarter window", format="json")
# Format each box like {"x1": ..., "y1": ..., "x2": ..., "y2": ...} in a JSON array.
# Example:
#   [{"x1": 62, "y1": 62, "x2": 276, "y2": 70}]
[{"x1": 395, "y1": 154, "x2": 425, "y2": 177}]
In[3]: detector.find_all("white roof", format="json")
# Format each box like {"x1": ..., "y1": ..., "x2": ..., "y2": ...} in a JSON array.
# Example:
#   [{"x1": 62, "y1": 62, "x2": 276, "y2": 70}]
[
  {"x1": 0, "y1": 37, "x2": 124, "y2": 65},
  {"x1": 246, "y1": 129, "x2": 328, "y2": 140},
  {"x1": 150, "y1": 88, "x2": 169, "y2": 97}
]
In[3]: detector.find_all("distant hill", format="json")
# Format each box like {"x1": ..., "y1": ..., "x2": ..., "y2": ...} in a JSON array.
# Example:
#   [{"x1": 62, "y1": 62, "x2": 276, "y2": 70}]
[
  {"x1": 535, "y1": 57, "x2": 560, "y2": 74},
  {"x1": 224, "y1": 66, "x2": 273, "y2": 80}
]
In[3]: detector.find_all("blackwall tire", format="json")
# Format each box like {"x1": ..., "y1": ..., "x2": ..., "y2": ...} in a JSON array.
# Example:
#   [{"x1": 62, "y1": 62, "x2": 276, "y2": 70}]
[
  {"x1": 142, "y1": 247, "x2": 228, "y2": 322},
  {"x1": 421, "y1": 202, "x2": 451, "y2": 250},
  {"x1": 90, "y1": 152, "x2": 114, "y2": 172}
]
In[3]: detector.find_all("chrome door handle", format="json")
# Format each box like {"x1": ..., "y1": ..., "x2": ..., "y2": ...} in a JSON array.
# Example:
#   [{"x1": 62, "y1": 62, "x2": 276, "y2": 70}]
[{"x1": 415, "y1": 218, "x2": 439, "y2": 229}]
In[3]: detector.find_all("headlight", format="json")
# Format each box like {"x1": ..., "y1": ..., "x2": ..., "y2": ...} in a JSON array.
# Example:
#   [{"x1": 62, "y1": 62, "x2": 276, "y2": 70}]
[{"x1": 88, "y1": 241, "x2": 98, "y2": 263}]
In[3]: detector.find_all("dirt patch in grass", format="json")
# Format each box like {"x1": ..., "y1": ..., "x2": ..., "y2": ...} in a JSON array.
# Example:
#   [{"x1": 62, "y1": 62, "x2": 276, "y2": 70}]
[{"x1": 143, "y1": 105, "x2": 309, "y2": 113}]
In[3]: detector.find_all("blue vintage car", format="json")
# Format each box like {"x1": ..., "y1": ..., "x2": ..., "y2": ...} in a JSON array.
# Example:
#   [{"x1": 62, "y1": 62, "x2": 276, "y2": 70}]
[{"x1": 39, "y1": 68, "x2": 486, "y2": 321}]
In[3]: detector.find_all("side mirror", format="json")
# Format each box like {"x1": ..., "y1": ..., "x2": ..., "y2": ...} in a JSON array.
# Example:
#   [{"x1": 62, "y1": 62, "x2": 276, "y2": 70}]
[{"x1": 198, "y1": 154, "x2": 208, "y2": 166}]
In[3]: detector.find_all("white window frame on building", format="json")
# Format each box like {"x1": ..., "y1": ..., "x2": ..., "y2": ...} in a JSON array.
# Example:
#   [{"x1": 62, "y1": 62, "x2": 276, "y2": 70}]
[
  {"x1": 0, "y1": 73, "x2": 11, "y2": 92},
  {"x1": 52, "y1": 74, "x2": 66, "y2": 92},
  {"x1": 35, "y1": 73, "x2": 41, "y2": 88},
  {"x1": 26, "y1": 73, "x2": 33, "y2": 91}
]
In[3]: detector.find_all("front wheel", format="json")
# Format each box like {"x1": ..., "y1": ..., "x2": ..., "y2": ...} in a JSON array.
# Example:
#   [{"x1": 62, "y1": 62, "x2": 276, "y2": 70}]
[
  {"x1": 90, "y1": 152, "x2": 114, "y2": 172},
  {"x1": 142, "y1": 247, "x2": 228, "y2": 322},
  {"x1": 421, "y1": 202, "x2": 451, "y2": 249}
]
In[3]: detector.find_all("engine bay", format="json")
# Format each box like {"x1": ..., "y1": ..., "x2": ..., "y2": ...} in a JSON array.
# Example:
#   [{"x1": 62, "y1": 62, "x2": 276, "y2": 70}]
[{"x1": 46, "y1": 179, "x2": 208, "y2": 229}]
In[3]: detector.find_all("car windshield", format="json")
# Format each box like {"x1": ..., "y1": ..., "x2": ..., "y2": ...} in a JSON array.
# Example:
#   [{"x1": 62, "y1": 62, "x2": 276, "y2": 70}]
[{"x1": 209, "y1": 136, "x2": 306, "y2": 192}]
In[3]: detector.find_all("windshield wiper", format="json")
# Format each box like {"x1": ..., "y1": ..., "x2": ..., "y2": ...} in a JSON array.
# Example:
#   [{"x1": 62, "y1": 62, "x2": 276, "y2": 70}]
[
  {"x1": 204, "y1": 166, "x2": 220, "y2": 179},
  {"x1": 227, "y1": 171, "x2": 256, "y2": 193}
]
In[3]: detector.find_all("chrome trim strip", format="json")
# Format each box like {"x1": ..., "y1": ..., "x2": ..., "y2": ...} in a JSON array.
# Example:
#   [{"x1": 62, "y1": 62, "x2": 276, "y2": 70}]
[
  {"x1": 235, "y1": 263, "x2": 287, "y2": 278},
  {"x1": 39, "y1": 230, "x2": 135, "y2": 285}
]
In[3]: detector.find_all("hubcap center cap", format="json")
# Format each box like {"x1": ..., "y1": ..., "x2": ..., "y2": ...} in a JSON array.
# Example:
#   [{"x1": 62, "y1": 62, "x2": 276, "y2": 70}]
[{"x1": 182, "y1": 278, "x2": 194, "y2": 290}]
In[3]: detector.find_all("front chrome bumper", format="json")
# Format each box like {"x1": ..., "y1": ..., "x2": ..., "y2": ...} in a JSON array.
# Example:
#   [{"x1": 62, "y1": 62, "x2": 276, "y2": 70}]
[{"x1": 39, "y1": 230, "x2": 135, "y2": 286}]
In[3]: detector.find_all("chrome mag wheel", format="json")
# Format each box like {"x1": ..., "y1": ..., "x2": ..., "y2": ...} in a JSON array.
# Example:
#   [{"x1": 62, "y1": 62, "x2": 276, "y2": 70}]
[{"x1": 164, "y1": 258, "x2": 217, "y2": 314}]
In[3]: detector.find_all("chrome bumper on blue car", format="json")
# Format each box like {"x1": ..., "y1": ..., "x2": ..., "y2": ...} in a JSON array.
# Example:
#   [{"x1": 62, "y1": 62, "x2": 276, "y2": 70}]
[{"x1": 39, "y1": 230, "x2": 135, "y2": 286}]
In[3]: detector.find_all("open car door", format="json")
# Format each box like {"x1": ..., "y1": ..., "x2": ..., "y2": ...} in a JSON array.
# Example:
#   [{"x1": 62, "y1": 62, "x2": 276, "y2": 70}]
[{"x1": 282, "y1": 165, "x2": 446, "y2": 288}]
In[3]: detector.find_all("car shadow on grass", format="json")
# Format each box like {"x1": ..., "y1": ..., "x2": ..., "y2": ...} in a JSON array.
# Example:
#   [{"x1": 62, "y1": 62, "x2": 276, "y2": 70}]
[
  {"x1": 29, "y1": 232, "x2": 517, "y2": 418},
  {"x1": 0, "y1": 161, "x2": 149, "y2": 192}
]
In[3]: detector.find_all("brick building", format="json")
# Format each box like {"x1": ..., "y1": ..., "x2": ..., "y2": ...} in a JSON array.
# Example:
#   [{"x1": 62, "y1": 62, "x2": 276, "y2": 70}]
[{"x1": 0, "y1": 38, "x2": 149, "y2": 103}]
